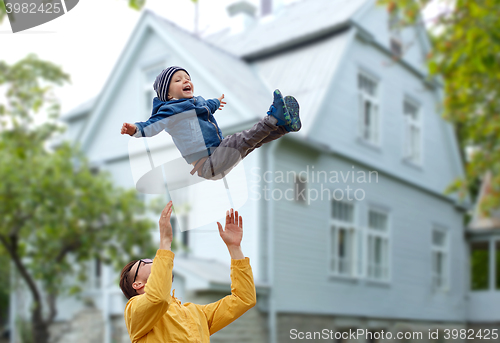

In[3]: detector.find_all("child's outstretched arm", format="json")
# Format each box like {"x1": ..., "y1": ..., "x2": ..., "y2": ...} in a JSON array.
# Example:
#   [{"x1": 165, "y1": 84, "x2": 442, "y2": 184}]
[
  {"x1": 217, "y1": 94, "x2": 226, "y2": 110},
  {"x1": 121, "y1": 106, "x2": 176, "y2": 138},
  {"x1": 206, "y1": 94, "x2": 226, "y2": 114}
]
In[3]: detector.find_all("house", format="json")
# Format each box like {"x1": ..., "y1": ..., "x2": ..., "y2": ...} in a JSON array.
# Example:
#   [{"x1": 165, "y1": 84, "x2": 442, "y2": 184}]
[
  {"x1": 466, "y1": 171, "x2": 500, "y2": 335},
  {"x1": 10, "y1": 0, "x2": 487, "y2": 342}
]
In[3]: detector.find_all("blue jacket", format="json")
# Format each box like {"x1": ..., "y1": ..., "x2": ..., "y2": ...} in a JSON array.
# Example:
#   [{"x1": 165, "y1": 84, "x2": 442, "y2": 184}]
[{"x1": 134, "y1": 96, "x2": 223, "y2": 164}]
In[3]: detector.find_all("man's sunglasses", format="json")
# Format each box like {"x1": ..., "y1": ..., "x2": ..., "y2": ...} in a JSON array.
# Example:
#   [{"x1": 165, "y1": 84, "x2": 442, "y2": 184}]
[{"x1": 131, "y1": 259, "x2": 153, "y2": 283}]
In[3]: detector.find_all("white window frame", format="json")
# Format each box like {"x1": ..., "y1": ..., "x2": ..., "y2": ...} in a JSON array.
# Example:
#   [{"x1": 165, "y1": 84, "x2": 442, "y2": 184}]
[
  {"x1": 431, "y1": 226, "x2": 449, "y2": 291},
  {"x1": 358, "y1": 72, "x2": 380, "y2": 146},
  {"x1": 329, "y1": 200, "x2": 359, "y2": 278},
  {"x1": 365, "y1": 208, "x2": 390, "y2": 282},
  {"x1": 86, "y1": 257, "x2": 102, "y2": 290},
  {"x1": 142, "y1": 63, "x2": 166, "y2": 119},
  {"x1": 388, "y1": 9, "x2": 403, "y2": 57},
  {"x1": 403, "y1": 98, "x2": 422, "y2": 165}
]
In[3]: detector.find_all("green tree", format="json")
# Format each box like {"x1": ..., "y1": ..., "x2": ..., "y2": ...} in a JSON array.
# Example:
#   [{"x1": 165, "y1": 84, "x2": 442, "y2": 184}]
[
  {"x1": 378, "y1": 0, "x2": 500, "y2": 214},
  {"x1": 0, "y1": 55, "x2": 157, "y2": 343}
]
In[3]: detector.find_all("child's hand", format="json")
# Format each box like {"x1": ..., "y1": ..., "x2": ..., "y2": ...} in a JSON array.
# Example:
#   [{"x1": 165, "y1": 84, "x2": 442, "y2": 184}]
[
  {"x1": 121, "y1": 123, "x2": 137, "y2": 136},
  {"x1": 218, "y1": 94, "x2": 226, "y2": 110}
]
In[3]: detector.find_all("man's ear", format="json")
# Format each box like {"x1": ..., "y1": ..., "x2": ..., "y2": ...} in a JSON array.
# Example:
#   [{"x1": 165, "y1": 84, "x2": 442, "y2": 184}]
[{"x1": 132, "y1": 281, "x2": 145, "y2": 292}]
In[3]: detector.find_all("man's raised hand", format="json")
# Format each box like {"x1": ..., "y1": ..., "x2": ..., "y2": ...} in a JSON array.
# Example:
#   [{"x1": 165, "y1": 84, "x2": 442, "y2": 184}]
[
  {"x1": 217, "y1": 209, "x2": 244, "y2": 259},
  {"x1": 159, "y1": 201, "x2": 173, "y2": 251}
]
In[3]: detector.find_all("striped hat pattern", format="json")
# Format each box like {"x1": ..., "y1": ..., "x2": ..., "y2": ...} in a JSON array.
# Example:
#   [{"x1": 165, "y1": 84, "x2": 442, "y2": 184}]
[{"x1": 153, "y1": 66, "x2": 190, "y2": 102}]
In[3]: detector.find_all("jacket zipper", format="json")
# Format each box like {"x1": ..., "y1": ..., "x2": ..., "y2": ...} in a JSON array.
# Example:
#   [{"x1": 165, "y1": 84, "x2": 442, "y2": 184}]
[{"x1": 204, "y1": 105, "x2": 222, "y2": 142}]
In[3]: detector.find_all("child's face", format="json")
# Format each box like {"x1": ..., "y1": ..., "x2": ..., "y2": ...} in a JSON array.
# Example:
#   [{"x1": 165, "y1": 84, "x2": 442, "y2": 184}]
[{"x1": 168, "y1": 70, "x2": 194, "y2": 100}]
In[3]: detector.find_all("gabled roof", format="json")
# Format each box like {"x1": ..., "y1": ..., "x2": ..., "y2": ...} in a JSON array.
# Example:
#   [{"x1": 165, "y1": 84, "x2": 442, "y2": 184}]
[
  {"x1": 250, "y1": 29, "x2": 354, "y2": 137},
  {"x1": 469, "y1": 171, "x2": 500, "y2": 231},
  {"x1": 60, "y1": 96, "x2": 96, "y2": 121},
  {"x1": 205, "y1": 0, "x2": 368, "y2": 59},
  {"x1": 173, "y1": 255, "x2": 269, "y2": 292}
]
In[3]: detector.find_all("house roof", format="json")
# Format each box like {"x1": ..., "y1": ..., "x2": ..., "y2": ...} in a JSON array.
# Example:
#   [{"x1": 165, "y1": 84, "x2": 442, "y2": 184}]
[
  {"x1": 205, "y1": 0, "x2": 368, "y2": 59},
  {"x1": 60, "y1": 96, "x2": 96, "y2": 121},
  {"x1": 469, "y1": 171, "x2": 500, "y2": 231},
  {"x1": 250, "y1": 29, "x2": 353, "y2": 137},
  {"x1": 173, "y1": 255, "x2": 269, "y2": 292}
]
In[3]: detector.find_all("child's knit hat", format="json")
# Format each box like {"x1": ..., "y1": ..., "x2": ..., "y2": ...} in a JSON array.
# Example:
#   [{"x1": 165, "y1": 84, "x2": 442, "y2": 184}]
[{"x1": 153, "y1": 66, "x2": 190, "y2": 102}]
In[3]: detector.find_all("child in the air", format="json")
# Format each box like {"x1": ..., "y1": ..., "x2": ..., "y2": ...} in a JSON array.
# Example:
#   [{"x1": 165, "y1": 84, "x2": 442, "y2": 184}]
[{"x1": 121, "y1": 66, "x2": 301, "y2": 180}]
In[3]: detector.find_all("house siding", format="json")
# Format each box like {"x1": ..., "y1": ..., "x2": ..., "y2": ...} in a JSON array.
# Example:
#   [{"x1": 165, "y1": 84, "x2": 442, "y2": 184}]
[
  {"x1": 310, "y1": 35, "x2": 461, "y2": 199},
  {"x1": 270, "y1": 143, "x2": 466, "y2": 322}
]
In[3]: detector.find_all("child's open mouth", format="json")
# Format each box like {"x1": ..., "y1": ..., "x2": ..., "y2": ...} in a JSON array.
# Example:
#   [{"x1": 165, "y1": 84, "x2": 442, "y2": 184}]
[{"x1": 183, "y1": 85, "x2": 192, "y2": 92}]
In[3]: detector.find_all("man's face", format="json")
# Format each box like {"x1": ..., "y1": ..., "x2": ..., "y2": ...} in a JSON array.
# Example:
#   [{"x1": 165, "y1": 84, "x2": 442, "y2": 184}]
[
  {"x1": 168, "y1": 70, "x2": 194, "y2": 100},
  {"x1": 131, "y1": 259, "x2": 153, "y2": 285}
]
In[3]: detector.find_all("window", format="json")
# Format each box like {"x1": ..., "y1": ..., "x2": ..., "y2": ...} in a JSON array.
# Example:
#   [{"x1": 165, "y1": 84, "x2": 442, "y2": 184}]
[
  {"x1": 294, "y1": 175, "x2": 307, "y2": 203},
  {"x1": 94, "y1": 258, "x2": 102, "y2": 288},
  {"x1": 404, "y1": 100, "x2": 421, "y2": 164},
  {"x1": 330, "y1": 200, "x2": 358, "y2": 277},
  {"x1": 366, "y1": 209, "x2": 390, "y2": 281},
  {"x1": 181, "y1": 215, "x2": 189, "y2": 249},
  {"x1": 470, "y1": 241, "x2": 489, "y2": 290},
  {"x1": 171, "y1": 213, "x2": 190, "y2": 252},
  {"x1": 366, "y1": 330, "x2": 387, "y2": 343},
  {"x1": 358, "y1": 73, "x2": 379, "y2": 145},
  {"x1": 335, "y1": 328, "x2": 357, "y2": 343},
  {"x1": 432, "y1": 228, "x2": 448, "y2": 290},
  {"x1": 496, "y1": 241, "x2": 500, "y2": 290},
  {"x1": 388, "y1": 8, "x2": 403, "y2": 57},
  {"x1": 87, "y1": 257, "x2": 102, "y2": 289},
  {"x1": 470, "y1": 240, "x2": 500, "y2": 291},
  {"x1": 143, "y1": 65, "x2": 165, "y2": 118}
]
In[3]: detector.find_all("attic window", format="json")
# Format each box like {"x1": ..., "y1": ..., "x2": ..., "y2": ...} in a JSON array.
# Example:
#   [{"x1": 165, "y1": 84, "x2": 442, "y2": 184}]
[
  {"x1": 388, "y1": 8, "x2": 403, "y2": 57},
  {"x1": 390, "y1": 39, "x2": 403, "y2": 57}
]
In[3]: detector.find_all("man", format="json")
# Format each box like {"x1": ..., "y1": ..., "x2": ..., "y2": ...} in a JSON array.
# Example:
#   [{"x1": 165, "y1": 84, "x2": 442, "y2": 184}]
[{"x1": 119, "y1": 201, "x2": 256, "y2": 342}]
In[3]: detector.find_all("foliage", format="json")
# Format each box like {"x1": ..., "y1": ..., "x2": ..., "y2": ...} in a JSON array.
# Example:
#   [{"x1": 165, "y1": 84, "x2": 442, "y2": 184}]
[
  {"x1": 0, "y1": 54, "x2": 157, "y2": 343},
  {"x1": 378, "y1": 0, "x2": 500, "y2": 214}
]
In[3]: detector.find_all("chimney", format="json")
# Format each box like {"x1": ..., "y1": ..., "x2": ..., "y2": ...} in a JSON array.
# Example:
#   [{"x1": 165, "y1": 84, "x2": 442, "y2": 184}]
[
  {"x1": 261, "y1": 0, "x2": 284, "y2": 16},
  {"x1": 261, "y1": 0, "x2": 272, "y2": 16},
  {"x1": 227, "y1": 1, "x2": 257, "y2": 34}
]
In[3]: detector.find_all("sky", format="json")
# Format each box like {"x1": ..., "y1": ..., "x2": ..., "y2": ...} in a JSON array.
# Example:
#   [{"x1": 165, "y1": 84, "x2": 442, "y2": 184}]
[{"x1": 0, "y1": 0, "x2": 440, "y2": 116}]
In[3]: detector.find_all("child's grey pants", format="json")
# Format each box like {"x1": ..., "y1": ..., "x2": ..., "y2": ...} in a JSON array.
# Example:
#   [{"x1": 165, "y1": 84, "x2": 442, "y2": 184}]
[{"x1": 199, "y1": 116, "x2": 287, "y2": 179}]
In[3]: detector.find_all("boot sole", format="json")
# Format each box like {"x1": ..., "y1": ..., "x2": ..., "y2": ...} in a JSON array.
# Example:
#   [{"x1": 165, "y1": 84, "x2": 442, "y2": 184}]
[{"x1": 284, "y1": 96, "x2": 301, "y2": 132}]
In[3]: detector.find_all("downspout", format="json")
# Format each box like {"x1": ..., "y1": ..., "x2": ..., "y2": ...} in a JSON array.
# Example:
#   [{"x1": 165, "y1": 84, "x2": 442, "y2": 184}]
[{"x1": 266, "y1": 141, "x2": 279, "y2": 343}]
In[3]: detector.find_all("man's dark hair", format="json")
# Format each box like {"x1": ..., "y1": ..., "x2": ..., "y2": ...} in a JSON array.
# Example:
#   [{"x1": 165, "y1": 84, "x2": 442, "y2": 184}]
[{"x1": 120, "y1": 260, "x2": 139, "y2": 300}]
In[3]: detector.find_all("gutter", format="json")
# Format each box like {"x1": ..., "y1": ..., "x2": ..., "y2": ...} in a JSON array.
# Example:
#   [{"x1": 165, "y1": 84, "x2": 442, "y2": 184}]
[
  {"x1": 284, "y1": 134, "x2": 470, "y2": 211},
  {"x1": 266, "y1": 140, "x2": 280, "y2": 343}
]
